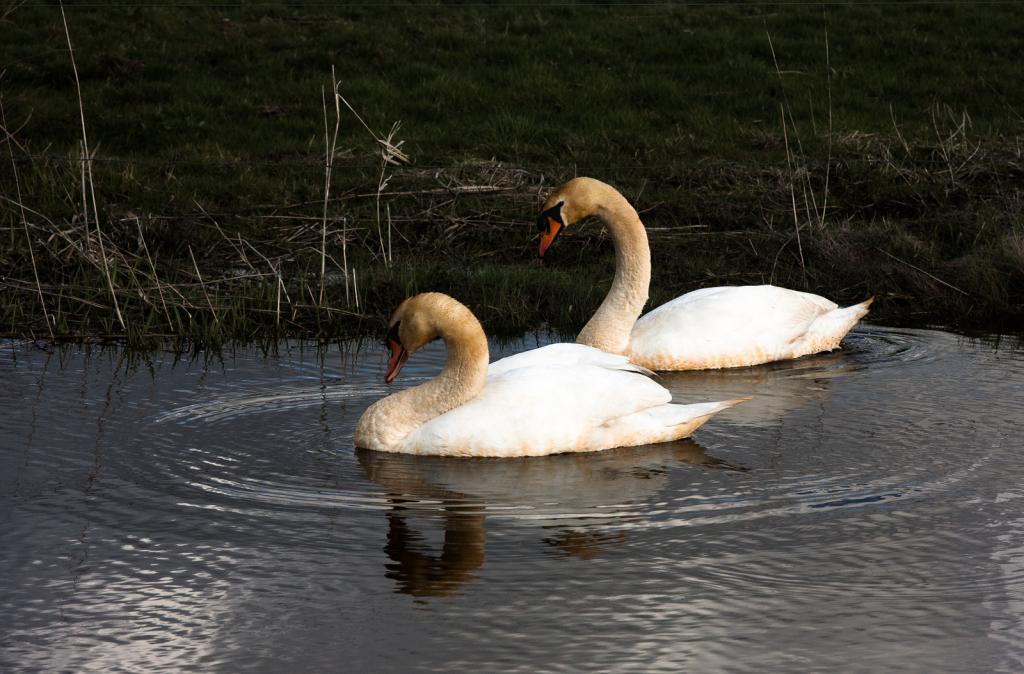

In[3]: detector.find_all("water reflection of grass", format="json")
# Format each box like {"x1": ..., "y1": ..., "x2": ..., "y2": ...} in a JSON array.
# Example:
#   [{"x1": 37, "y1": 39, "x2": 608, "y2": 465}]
[{"x1": 2, "y1": 2, "x2": 1024, "y2": 345}]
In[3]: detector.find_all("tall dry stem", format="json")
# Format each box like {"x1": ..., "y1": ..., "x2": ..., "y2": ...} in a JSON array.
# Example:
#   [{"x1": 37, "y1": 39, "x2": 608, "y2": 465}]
[
  {"x1": 375, "y1": 122, "x2": 407, "y2": 266},
  {"x1": 198, "y1": 199, "x2": 254, "y2": 273},
  {"x1": 352, "y1": 268, "x2": 359, "y2": 312},
  {"x1": 241, "y1": 239, "x2": 292, "y2": 327},
  {"x1": 276, "y1": 273, "x2": 283, "y2": 326},
  {"x1": 61, "y1": 0, "x2": 124, "y2": 329},
  {"x1": 765, "y1": 24, "x2": 821, "y2": 243},
  {"x1": 889, "y1": 104, "x2": 910, "y2": 155},
  {"x1": 821, "y1": 9, "x2": 833, "y2": 230},
  {"x1": 3, "y1": 97, "x2": 52, "y2": 338},
  {"x1": 135, "y1": 216, "x2": 171, "y2": 327},
  {"x1": 79, "y1": 140, "x2": 89, "y2": 248},
  {"x1": 188, "y1": 245, "x2": 218, "y2": 324},
  {"x1": 338, "y1": 94, "x2": 409, "y2": 270},
  {"x1": 321, "y1": 66, "x2": 344, "y2": 305},
  {"x1": 1, "y1": 0, "x2": 26, "y2": 23},
  {"x1": 377, "y1": 169, "x2": 389, "y2": 263},
  {"x1": 932, "y1": 102, "x2": 959, "y2": 185},
  {"x1": 780, "y1": 104, "x2": 806, "y2": 287}
]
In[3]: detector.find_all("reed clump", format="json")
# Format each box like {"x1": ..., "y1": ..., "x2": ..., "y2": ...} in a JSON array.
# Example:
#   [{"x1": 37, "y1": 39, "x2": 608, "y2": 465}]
[
  {"x1": 3, "y1": 121, "x2": 1023, "y2": 348},
  {"x1": 4, "y1": 1, "x2": 1024, "y2": 345},
  {"x1": 0, "y1": 155, "x2": 568, "y2": 347}
]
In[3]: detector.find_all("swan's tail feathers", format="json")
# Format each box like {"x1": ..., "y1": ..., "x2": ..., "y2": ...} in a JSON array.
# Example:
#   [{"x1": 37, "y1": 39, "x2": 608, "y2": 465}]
[
  {"x1": 590, "y1": 397, "x2": 751, "y2": 450},
  {"x1": 834, "y1": 296, "x2": 873, "y2": 322},
  {"x1": 621, "y1": 362, "x2": 657, "y2": 378},
  {"x1": 850, "y1": 296, "x2": 874, "y2": 320},
  {"x1": 657, "y1": 395, "x2": 752, "y2": 436},
  {"x1": 802, "y1": 298, "x2": 872, "y2": 354},
  {"x1": 672, "y1": 395, "x2": 753, "y2": 425},
  {"x1": 721, "y1": 395, "x2": 754, "y2": 409}
]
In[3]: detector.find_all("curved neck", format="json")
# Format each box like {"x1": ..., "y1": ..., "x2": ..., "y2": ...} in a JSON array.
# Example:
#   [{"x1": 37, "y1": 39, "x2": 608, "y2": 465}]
[
  {"x1": 575, "y1": 190, "x2": 651, "y2": 355},
  {"x1": 408, "y1": 315, "x2": 490, "y2": 420},
  {"x1": 357, "y1": 299, "x2": 489, "y2": 450}
]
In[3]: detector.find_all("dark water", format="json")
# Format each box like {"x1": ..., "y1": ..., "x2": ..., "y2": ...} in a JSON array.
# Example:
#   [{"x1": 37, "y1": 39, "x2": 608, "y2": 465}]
[{"x1": 2, "y1": 327, "x2": 1023, "y2": 673}]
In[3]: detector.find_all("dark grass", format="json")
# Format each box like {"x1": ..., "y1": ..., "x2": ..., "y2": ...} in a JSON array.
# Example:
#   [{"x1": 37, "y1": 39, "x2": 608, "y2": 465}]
[
  {"x1": 6, "y1": 2, "x2": 1024, "y2": 166},
  {"x1": 2, "y1": 1, "x2": 1024, "y2": 347}
]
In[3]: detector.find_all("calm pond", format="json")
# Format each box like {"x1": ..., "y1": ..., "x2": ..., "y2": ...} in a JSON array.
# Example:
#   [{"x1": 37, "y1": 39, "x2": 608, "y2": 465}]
[{"x1": 2, "y1": 326, "x2": 1023, "y2": 672}]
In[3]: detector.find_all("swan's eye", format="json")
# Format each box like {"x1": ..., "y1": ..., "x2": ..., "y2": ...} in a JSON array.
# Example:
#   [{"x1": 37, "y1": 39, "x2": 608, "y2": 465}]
[
  {"x1": 536, "y1": 202, "x2": 565, "y2": 232},
  {"x1": 386, "y1": 320, "x2": 402, "y2": 347}
]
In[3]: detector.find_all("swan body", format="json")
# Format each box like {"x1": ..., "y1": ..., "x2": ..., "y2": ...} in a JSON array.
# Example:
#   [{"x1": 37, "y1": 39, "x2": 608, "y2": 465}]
[
  {"x1": 355, "y1": 293, "x2": 747, "y2": 457},
  {"x1": 487, "y1": 342, "x2": 654, "y2": 377},
  {"x1": 629, "y1": 285, "x2": 871, "y2": 370},
  {"x1": 537, "y1": 177, "x2": 872, "y2": 370}
]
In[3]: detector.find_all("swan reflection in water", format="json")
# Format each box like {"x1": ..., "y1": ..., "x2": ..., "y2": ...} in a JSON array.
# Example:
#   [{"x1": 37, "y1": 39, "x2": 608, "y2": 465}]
[
  {"x1": 354, "y1": 332, "x2": 878, "y2": 598},
  {"x1": 657, "y1": 344, "x2": 867, "y2": 427},
  {"x1": 356, "y1": 439, "x2": 744, "y2": 598}
]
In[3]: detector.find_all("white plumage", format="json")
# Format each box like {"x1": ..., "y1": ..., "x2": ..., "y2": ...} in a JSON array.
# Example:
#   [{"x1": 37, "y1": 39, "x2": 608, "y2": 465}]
[
  {"x1": 487, "y1": 342, "x2": 653, "y2": 377},
  {"x1": 628, "y1": 285, "x2": 872, "y2": 370},
  {"x1": 536, "y1": 177, "x2": 872, "y2": 370},
  {"x1": 355, "y1": 294, "x2": 747, "y2": 457}
]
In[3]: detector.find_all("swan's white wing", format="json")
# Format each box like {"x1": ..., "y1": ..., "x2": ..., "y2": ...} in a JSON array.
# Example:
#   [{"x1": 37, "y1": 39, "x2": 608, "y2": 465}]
[
  {"x1": 488, "y1": 342, "x2": 651, "y2": 377},
  {"x1": 629, "y1": 285, "x2": 843, "y2": 370},
  {"x1": 586, "y1": 398, "x2": 749, "y2": 450},
  {"x1": 400, "y1": 364, "x2": 672, "y2": 457},
  {"x1": 637, "y1": 285, "x2": 836, "y2": 339}
]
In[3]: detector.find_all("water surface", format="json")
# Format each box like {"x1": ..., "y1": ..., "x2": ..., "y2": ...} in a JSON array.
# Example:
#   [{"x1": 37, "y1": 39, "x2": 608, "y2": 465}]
[{"x1": 2, "y1": 327, "x2": 1023, "y2": 672}]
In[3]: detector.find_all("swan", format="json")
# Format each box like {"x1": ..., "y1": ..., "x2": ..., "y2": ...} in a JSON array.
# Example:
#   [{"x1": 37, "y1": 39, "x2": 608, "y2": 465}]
[
  {"x1": 537, "y1": 177, "x2": 873, "y2": 370},
  {"x1": 354, "y1": 292, "x2": 748, "y2": 457}
]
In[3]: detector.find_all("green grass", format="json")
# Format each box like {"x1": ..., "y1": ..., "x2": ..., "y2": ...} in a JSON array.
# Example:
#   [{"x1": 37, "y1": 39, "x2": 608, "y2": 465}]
[
  {"x1": 5, "y1": 1, "x2": 1024, "y2": 167},
  {"x1": 2, "y1": 1, "x2": 1024, "y2": 346}
]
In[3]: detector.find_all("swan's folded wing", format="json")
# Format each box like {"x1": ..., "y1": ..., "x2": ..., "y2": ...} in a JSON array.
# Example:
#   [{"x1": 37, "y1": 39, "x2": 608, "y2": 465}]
[
  {"x1": 401, "y1": 364, "x2": 671, "y2": 457},
  {"x1": 629, "y1": 285, "x2": 842, "y2": 368},
  {"x1": 488, "y1": 343, "x2": 651, "y2": 377},
  {"x1": 636, "y1": 285, "x2": 837, "y2": 341},
  {"x1": 586, "y1": 397, "x2": 750, "y2": 449}
]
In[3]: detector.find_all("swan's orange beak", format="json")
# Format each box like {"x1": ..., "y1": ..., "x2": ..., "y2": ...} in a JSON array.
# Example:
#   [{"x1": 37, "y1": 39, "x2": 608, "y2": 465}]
[
  {"x1": 539, "y1": 218, "x2": 562, "y2": 258},
  {"x1": 384, "y1": 338, "x2": 409, "y2": 384},
  {"x1": 537, "y1": 203, "x2": 566, "y2": 259}
]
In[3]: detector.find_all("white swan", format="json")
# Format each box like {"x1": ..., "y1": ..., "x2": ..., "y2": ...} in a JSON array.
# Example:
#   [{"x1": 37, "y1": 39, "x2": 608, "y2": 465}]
[
  {"x1": 354, "y1": 293, "x2": 748, "y2": 457},
  {"x1": 537, "y1": 177, "x2": 873, "y2": 370}
]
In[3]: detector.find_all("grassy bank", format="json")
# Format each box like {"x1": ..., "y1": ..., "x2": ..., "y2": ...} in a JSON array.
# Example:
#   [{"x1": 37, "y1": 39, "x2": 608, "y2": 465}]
[{"x1": 2, "y1": 1, "x2": 1024, "y2": 346}]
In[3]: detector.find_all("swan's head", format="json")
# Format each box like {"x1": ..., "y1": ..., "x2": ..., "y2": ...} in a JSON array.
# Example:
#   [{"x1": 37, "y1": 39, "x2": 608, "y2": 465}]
[
  {"x1": 382, "y1": 293, "x2": 479, "y2": 384},
  {"x1": 537, "y1": 199, "x2": 566, "y2": 259},
  {"x1": 384, "y1": 295, "x2": 434, "y2": 384},
  {"x1": 537, "y1": 177, "x2": 608, "y2": 258}
]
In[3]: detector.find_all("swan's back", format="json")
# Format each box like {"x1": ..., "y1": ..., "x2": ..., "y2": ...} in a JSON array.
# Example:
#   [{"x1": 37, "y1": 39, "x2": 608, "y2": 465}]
[
  {"x1": 487, "y1": 342, "x2": 651, "y2": 377},
  {"x1": 398, "y1": 363, "x2": 672, "y2": 457},
  {"x1": 629, "y1": 285, "x2": 861, "y2": 370}
]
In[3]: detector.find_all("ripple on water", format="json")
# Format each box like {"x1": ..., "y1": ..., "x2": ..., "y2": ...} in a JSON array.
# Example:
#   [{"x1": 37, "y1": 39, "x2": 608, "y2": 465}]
[
  {"x1": 2, "y1": 326, "x2": 1024, "y2": 673},
  {"x1": 139, "y1": 327, "x2": 1005, "y2": 526}
]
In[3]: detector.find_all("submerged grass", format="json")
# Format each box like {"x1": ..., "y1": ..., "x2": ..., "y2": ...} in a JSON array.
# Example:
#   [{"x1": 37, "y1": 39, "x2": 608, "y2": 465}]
[{"x1": 2, "y1": 1, "x2": 1024, "y2": 347}]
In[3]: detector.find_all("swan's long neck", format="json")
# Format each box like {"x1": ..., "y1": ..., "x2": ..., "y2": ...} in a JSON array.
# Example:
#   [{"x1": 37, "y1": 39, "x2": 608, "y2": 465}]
[
  {"x1": 356, "y1": 298, "x2": 489, "y2": 450},
  {"x1": 401, "y1": 313, "x2": 489, "y2": 425},
  {"x1": 575, "y1": 191, "x2": 651, "y2": 355}
]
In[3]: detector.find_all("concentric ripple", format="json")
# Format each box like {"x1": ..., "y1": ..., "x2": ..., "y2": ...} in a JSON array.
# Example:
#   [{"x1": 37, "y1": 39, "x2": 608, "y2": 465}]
[
  {"x1": 2, "y1": 325, "x2": 1023, "y2": 673},
  {"x1": 141, "y1": 327, "x2": 939, "y2": 521}
]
